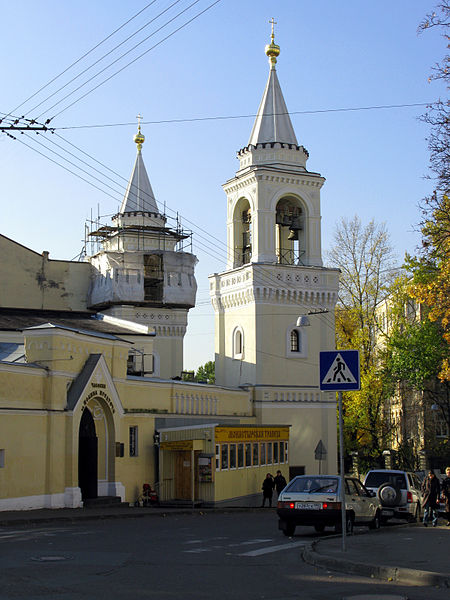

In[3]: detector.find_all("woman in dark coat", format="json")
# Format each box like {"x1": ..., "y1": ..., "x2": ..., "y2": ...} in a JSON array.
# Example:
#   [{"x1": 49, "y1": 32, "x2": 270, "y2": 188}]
[
  {"x1": 441, "y1": 466, "x2": 450, "y2": 526},
  {"x1": 421, "y1": 470, "x2": 440, "y2": 527},
  {"x1": 261, "y1": 473, "x2": 275, "y2": 507}
]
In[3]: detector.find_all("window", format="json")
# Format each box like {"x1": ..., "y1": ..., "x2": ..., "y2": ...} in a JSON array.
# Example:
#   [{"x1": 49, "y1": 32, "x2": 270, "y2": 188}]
[
  {"x1": 233, "y1": 327, "x2": 244, "y2": 358},
  {"x1": 221, "y1": 444, "x2": 229, "y2": 470},
  {"x1": 267, "y1": 442, "x2": 273, "y2": 464},
  {"x1": 273, "y1": 442, "x2": 279, "y2": 464},
  {"x1": 215, "y1": 444, "x2": 220, "y2": 470},
  {"x1": 252, "y1": 443, "x2": 259, "y2": 466},
  {"x1": 238, "y1": 443, "x2": 244, "y2": 468},
  {"x1": 290, "y1": 330, "x2": 300, "y2": 352},
  {"x1": 286, "y1": 326, "x2": 307, "y2": 358},
  {"x1": 229, "y1": 444, "x2": 237, "y2": 469},
  {"x1": 260, "y1": 443, "x2": 266, "y2": 465},
  {"x1": 0, "y1": 449, "x2": 4, "y2": 468},
  {"x1": 245, "y1": 443, "x2": 252, "y2": 466},
  {"x1": 129, "y1": 426, "x2": 138, "y2": 457},
  {"x1": 280, "y1": 442, "x2": 285, "y2": 464}
]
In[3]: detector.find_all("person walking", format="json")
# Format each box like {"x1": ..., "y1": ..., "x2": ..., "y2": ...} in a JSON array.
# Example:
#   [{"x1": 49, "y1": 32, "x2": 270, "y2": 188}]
[
  {"x1": 273, "y1": 470, "x2": 287, "y2": 497},
  {"x1": 261, "y1": 473, "x2": 275, "y2": 507},
  {"x1": 422, "y1": 469, "x2": 440, "y2": 527},
  {"x1": 441, "y1": 466, "x2": 450, "y2": 526}
]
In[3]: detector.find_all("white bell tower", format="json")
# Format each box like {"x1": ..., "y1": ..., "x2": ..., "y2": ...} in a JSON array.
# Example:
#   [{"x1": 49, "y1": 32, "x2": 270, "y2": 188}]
[{"x1": 209, "y1": 23, "x2": 340, "y2": 475}]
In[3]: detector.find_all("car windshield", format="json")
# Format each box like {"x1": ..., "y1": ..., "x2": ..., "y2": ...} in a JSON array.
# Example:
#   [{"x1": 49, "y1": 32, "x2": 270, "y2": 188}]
[
  {"x1": 364, "y1": 472, "x2": 407, "y2": 489},
  {"x1": 285, "y1": 477, "x2": 338, "y2": 494}
]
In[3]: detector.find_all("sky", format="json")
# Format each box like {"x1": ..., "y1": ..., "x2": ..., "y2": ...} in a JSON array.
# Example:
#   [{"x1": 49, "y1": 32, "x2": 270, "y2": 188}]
[{"x1": 1, "y1": 0, "x2": 446, "y2": 371}]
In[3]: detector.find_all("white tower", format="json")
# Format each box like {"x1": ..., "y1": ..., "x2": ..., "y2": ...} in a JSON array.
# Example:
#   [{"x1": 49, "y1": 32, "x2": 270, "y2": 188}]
[
  {"x1": 209, "y1": 25, "x2": 340, "y2": 475},
  {"x1": 88, "y1": 122, "x2": 198, "y2": 379}
]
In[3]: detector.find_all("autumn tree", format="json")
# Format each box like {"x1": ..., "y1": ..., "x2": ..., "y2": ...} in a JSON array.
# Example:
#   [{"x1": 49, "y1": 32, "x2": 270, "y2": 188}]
[
  {"x1": 327, "y1": 216, "x2": 397, "y2": 461},
  {"x1": 411, "y1": 2, "x2": 450, "y2": 380}
]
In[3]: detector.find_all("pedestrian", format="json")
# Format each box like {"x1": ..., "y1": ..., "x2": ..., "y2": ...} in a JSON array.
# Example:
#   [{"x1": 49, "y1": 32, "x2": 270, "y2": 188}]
[
  {"x1": 261, "y1": 473, "x2": 275, "y2": 507},
  {"x1": 273, "y1": 470, "x2": 287, "y2": 496},
  {"x1": 421, "y1": 469, "x2": 440, "y2": 527},
  {"x1": 441, "y1": 466, "x2": 450, "y2": 526}
]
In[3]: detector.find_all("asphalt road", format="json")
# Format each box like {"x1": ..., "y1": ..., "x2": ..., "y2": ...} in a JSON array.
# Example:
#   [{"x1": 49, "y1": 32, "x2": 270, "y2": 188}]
[{"x1": 0, "y1": 511, "x2": 445, "y2": 600}]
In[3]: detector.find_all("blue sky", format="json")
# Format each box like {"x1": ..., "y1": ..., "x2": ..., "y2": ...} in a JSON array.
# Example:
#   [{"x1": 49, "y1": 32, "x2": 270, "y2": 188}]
[{"x1": 1, "y1": 1, "x2": 446, "y2": 370}]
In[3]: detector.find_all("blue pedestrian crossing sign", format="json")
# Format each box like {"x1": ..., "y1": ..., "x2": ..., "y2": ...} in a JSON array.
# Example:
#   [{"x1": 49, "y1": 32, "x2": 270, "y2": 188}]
[{"x1": 319, "y1": 350, "x2": 360, "y2": 391}]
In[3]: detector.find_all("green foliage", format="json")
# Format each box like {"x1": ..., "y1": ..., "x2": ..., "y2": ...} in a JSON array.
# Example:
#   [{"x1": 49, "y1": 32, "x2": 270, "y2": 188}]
[{"x1": 194, "y1": 361, "x2": 215, "y2": 384}]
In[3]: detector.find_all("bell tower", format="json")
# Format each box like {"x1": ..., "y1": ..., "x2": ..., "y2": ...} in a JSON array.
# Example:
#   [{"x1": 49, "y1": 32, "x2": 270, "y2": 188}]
[{"x1": 209, "y1": 23, "x2": 340, "y2": 475}]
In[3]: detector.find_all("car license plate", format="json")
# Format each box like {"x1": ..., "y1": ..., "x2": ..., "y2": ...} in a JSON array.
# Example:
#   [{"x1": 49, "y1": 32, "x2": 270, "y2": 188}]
[{"x1": 295, "y1": 502, "x2": 322, "y2": 510}]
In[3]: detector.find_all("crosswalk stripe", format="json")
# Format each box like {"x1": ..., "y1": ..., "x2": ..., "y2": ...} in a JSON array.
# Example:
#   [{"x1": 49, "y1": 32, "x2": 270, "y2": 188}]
[{"x1": 238, "y1": 541, "x2": 306, "y2": 556}]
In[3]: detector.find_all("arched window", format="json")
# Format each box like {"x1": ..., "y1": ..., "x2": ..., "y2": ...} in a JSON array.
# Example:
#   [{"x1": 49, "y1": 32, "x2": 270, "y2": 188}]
[
  {"x1": 286, "y1": 326, "x2": 307, "y2": 358},
  {"x1": 233, "y1": 326, "x2": 244, "y2": 358},
  {"x1": 290, "y1": 329, "x2": 300, "y2": 352}
]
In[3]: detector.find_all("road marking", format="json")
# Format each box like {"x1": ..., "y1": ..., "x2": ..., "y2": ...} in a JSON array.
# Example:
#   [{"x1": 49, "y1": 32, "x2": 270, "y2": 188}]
[
  {"x1": 227, "y1": 538, "x2": 273, "y2": 547},
  {"x1": 238, "y1": 541, "x2": 306, "y2": 556}
]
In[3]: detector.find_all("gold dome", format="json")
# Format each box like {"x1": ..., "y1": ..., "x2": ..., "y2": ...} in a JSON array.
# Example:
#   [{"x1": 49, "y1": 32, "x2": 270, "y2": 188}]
[{"x1": 266, "y1": 18, "x2": 280, "y2": 67}]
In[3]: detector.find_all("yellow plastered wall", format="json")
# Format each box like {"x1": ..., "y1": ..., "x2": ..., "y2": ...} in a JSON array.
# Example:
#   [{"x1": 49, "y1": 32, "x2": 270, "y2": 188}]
[{"x1": 0, "y1": 234, "x2": 90, "y2": 311}]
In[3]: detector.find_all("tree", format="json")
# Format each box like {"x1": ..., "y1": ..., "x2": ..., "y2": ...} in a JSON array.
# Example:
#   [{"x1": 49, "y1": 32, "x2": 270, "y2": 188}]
[
  {"x1": 194, "y1": 361, "x2": 215, "y2": 384},
  {"x1": 327, "y1": 216, "x2": 397, "y2": 459},
  {"x1": 412, "y1": 2, "x2": 450, "y2": 381}
]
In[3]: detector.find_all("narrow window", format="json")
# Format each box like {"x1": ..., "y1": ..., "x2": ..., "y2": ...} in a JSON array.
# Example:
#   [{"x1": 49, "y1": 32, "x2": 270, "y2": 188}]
[
  {"x1": 280, "y1": 442, "x2": 285, "y2": 464},
  {"x1": 129, "y1": 426, "x2": 138, "y2": 457},
  {"x1": 0, "y1": 449, "x2": 4, "y2": 468},
  {"x1": 260, "y1": 443, "x2": 266, "y2": 465},
  {"x1": 267, "y1": 442, "x2": 273, "y2": 464},
  {"x1": 237, "y1": 443, "x2": 244, "y2": 468},
  {"x1": 221, "y1": 444, "x2": 229, "y2": 470},
  {"x1": 245, "y1": 443, "x2": 252, "y2": 466},
  {"x1": 215, "y1": 444, "x2": 220, "y2": 470},
  {"x1": 290, "y1": 329, "x2": 300, "y2": 352},
  {"x1": 229, "y1": 444, "x2": 237, "y2": 469},
  {"x1": 273, "y1": 442, "x2": 279, "y2": 464},
  {"x1": 252, "y1": 442, "x2": 259, "y2": 466}
]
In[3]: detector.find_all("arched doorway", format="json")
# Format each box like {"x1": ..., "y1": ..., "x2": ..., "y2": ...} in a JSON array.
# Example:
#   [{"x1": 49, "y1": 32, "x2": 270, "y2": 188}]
[{"x1": 78, "y1": 408, "x2": 98, "y2": 500}]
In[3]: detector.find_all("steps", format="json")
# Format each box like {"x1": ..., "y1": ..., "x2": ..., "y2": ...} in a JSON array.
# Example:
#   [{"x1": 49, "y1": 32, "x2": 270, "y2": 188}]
[{"x1": 83, "y1": 496, "x2": 129, "y2": 509}]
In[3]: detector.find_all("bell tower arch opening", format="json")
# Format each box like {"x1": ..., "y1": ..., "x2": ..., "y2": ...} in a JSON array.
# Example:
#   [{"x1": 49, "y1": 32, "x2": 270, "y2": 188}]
[
  {"x1": 232, "y1": 198, "x2": 252, "y2": 267},
  {"x1": 275, "y1": 196, "x2": 305, "y2": 265}
]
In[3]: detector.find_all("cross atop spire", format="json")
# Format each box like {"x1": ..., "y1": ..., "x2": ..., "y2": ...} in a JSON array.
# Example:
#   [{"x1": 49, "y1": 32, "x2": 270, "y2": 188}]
[
  {"x1": 265, "y1": 17, "x2": 280, "y2": 68},
  {"x1": 134, "y1": 114, "x2": 145, "y2": 152}
]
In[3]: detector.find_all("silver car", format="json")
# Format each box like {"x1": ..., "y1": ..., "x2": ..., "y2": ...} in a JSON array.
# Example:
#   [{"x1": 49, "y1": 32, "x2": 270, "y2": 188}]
[{"x1": 277, "y1": 474, "x2": 382, "y2": 536}]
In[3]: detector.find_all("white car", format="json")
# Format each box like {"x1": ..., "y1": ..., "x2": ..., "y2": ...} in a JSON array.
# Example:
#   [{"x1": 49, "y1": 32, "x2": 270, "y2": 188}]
[
  {"x1": 277, "y1": 474, "x2": 382, "y2": 536},
  {"x1": 363, "y1": 469, "x2": 423, "y2": 522}
]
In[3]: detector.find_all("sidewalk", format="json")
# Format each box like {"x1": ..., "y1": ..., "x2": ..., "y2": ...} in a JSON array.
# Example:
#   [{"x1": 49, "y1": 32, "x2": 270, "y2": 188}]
[{"x1": 302, "y1": 522, "x2": 450, "y2": 588}]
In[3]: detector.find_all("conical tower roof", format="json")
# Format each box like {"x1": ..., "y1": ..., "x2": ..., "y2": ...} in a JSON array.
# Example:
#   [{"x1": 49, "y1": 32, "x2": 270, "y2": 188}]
[
  {"x1": 247, "y1": 23, "x2": 298, "y2": 146},
  {"x1": 119, "y1": 124, "x2": 159, "y2": 214}
]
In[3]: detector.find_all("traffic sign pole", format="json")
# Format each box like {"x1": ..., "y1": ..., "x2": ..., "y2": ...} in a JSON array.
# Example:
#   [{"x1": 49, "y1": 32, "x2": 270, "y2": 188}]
[{"x1": 338, "y1": 390, "x2": 346, "y2": 552}]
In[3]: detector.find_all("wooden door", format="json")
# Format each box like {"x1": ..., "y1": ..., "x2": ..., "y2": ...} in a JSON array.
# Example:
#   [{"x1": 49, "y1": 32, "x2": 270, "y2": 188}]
[{"x1": 174, "y1": 451, "x2": 192, "y2": 500}]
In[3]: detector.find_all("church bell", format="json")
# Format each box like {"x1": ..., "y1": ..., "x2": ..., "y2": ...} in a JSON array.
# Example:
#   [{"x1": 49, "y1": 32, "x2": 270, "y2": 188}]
[{"x1": 287, "y1": 229, "x2": 299, "y2": 241}]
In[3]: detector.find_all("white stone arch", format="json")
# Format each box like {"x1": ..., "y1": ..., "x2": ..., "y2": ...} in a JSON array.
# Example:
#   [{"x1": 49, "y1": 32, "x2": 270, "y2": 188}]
[{"x1": 229, "y1": 195, "x2": 254, "y2": 267}]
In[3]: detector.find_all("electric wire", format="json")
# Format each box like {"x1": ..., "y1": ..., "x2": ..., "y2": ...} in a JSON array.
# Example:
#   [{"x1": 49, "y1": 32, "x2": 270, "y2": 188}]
[
  {"x1": 29, "y1": 0, "x2": 190, "y2": 117},
  {"x1": 5, "y1": 0, "x2": 161, "y2": 120},
  {"x1": 39, "y1": 0, "x2": 222, "y2": 121},
  {"x1": 56, "y1": 102, "x2": 434, "y2": 129}
]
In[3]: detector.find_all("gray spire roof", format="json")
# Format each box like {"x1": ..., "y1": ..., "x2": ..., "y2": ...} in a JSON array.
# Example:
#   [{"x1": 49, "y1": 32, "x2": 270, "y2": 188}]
[
  {"x1": 120, "y1": 150, "x2": 159, "y2": 214},
  {"x1": 248, "y1": 66, "x2": 298, "y2": 146}
]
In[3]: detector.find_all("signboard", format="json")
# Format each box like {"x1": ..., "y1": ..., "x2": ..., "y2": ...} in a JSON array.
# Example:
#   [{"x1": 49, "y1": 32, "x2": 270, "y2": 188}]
[
  {"x1": 215, "y1": 426, "x2": 290, "y2": 443},
  {"x1": 314, "y1": 440, "x2": 327, "y2": 460},
  {"x1": 319, "y1": 350, "x2": 360, "y2": 391}
]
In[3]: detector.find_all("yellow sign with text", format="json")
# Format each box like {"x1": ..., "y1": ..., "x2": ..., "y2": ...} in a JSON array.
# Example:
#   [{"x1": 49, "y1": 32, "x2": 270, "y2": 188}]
[{"x1": 215, "y1": 427, "x2": 289, "y2": 443}]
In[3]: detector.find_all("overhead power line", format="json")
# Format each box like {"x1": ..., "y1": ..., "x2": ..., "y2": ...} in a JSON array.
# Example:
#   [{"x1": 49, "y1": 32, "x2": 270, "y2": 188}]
[{"x1": 56, "y1": 102, "x2": 434, "y2": 129}]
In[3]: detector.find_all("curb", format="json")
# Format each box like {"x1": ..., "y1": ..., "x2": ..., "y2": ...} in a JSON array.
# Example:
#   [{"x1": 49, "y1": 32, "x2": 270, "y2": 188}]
[{"x1": 302, "y1": 539, "x2": 450, "y2": 588}]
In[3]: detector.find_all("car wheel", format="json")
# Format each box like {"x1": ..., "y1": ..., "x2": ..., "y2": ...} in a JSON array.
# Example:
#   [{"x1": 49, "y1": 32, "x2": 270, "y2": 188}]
[
  {"x1": 377, "y1": 483, "x2": 401, "y2": 507},
  {"x1": 314, "y1": 524, "x2": 325, "y2": 533},
  {"x1": 369, "y1": 510, "x2": 381, "y2": 530},
  {"x1": 335, "y1": 514, "x2": 354, "y2": 535},
  {"x1": 282, "y1": 523, "x2": 296, "y2": 537}
]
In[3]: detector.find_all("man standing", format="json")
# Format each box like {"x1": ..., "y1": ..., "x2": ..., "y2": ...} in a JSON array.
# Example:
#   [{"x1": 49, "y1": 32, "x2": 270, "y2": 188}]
[
  {"x1": 422, "y1": 470, "x2": 440, "y2": 527},
  {"x1": 274, "y1": 470, "x2": 287, "y2": 497}
]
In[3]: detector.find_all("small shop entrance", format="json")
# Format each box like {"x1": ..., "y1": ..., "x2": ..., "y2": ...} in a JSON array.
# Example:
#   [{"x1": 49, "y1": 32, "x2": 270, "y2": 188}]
[{"x1": 174, "y1": 451, "x2": 192, "y2": 500}]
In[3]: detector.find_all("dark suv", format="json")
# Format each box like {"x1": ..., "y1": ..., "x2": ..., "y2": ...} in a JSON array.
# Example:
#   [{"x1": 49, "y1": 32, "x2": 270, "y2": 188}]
[{"x1": 363, "y1": 469, "x2": 423, "y2": 522}]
